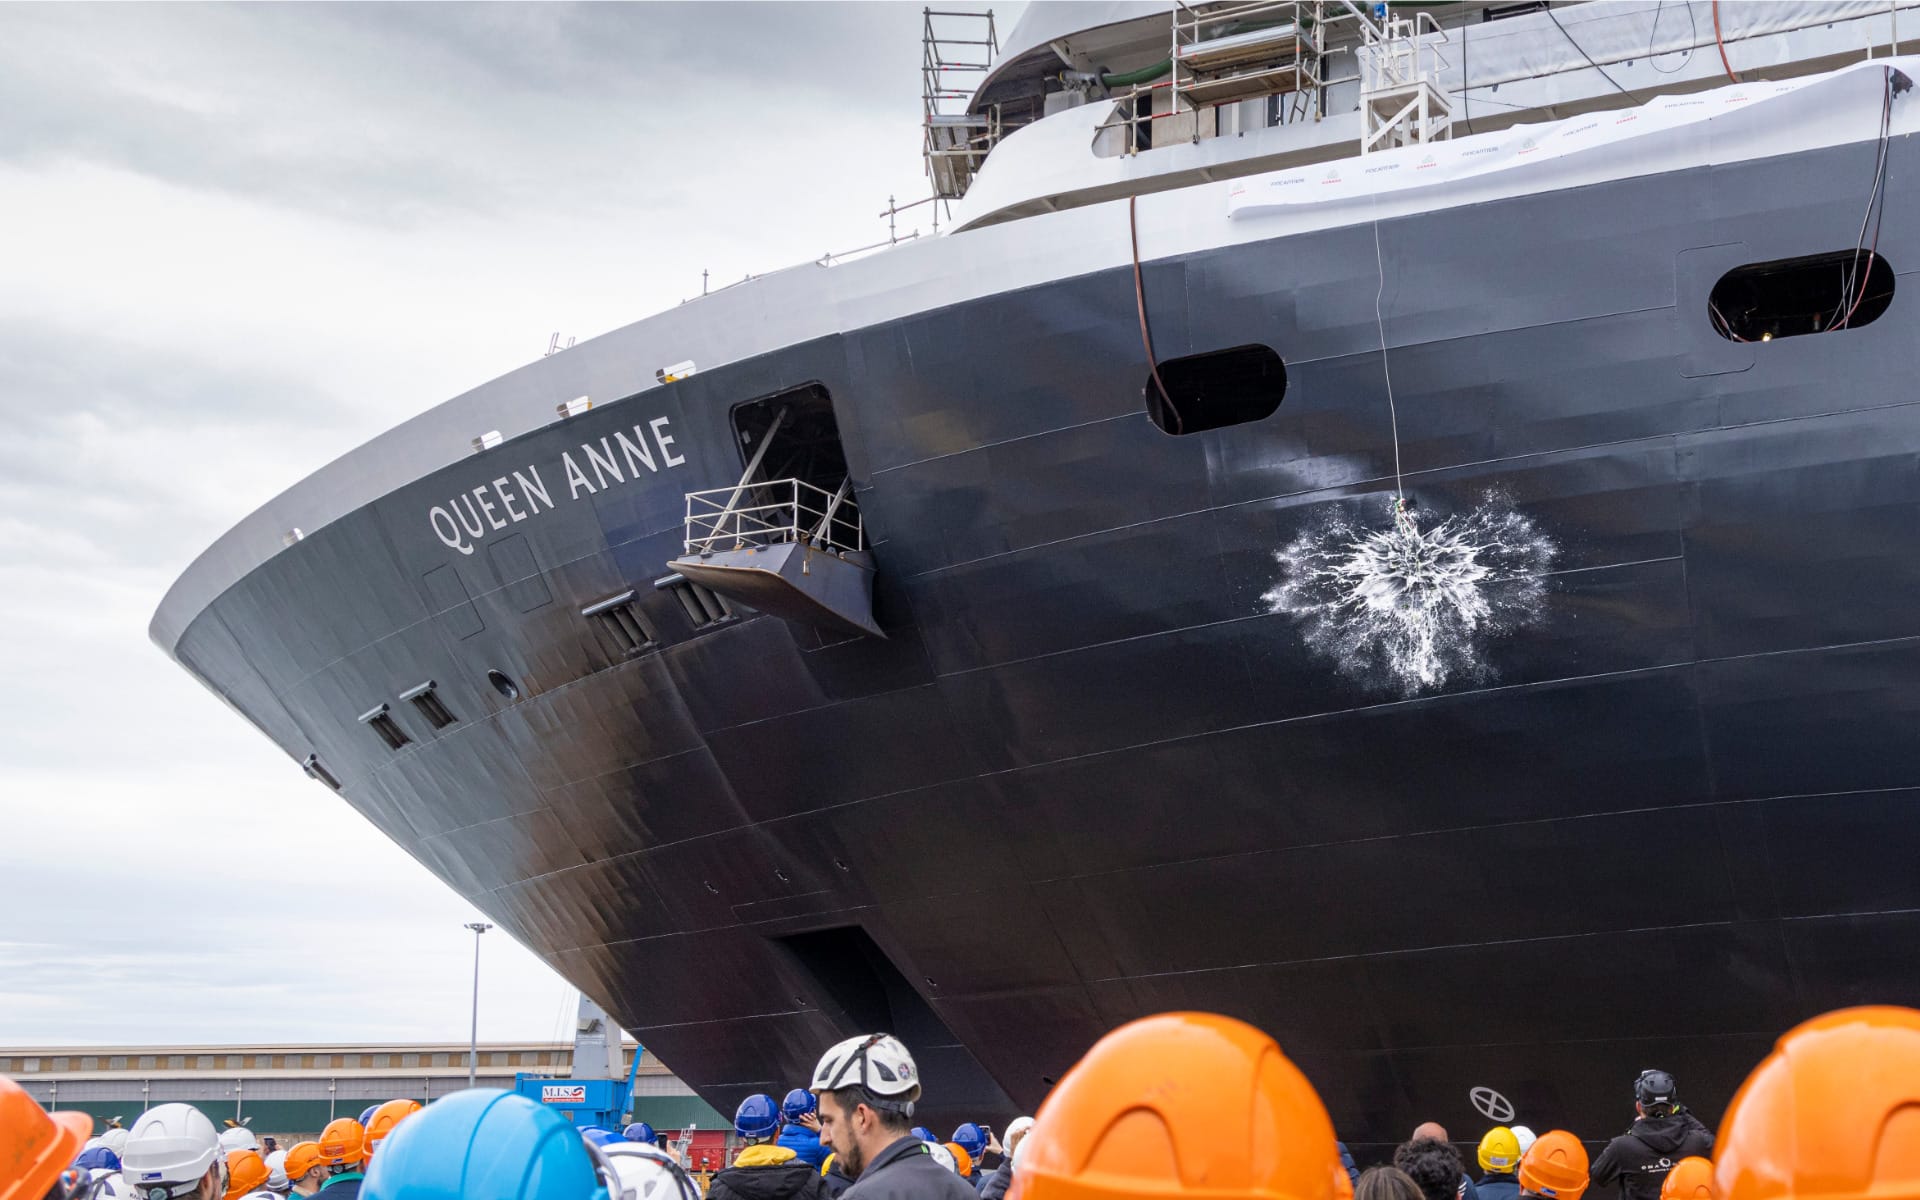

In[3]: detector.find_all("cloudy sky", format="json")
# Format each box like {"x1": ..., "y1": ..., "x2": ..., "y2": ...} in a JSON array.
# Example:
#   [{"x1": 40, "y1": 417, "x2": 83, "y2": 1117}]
[{"x1": 0, "y1": 1, "x2": 1012, "y2": 1048}]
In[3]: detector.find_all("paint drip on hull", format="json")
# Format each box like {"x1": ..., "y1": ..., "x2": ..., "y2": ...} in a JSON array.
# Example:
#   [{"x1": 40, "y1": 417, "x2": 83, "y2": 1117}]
[{"x1": 1264, "y1": 493, "x2": 1556, "y2": 695}]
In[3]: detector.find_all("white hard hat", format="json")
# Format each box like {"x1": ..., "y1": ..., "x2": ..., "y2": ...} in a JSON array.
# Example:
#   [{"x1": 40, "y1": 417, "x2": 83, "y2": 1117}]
[
  {"x1": 101, "y1": 1128, "x2": 132, "y2": 1157},
  {"x1": 1511, "y1": 1126, "x2": 1537, "y2": 1155},
  {"x1": 1003, "y1": 1116, "x2": 1035, "y2": 1159},
  {"x1": 810, "y1": 1034, "x2": 920, "y2": 1100},
  {"x1": 927, "y1": 1143, "x2": 957, "y2": 1173},
  {"x1": 262, "y1": 1150, "x2": 288, "y2": 1191},
  {"x1": 124, "y1": 1104, "x2": 224, "y2": 1199},
  {"x1": 601, "y1": 1143, "x2": 701, "y2": 1200},
  {"x1": 219, "y1": 1127, "x2": 259, "y2": 1154}
]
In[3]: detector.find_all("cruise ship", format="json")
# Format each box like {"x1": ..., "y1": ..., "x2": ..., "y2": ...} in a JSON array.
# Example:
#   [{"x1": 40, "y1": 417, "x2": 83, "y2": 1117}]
[{"x1": 155, "y1": 1, "x2": 1920, "y2": 1151}]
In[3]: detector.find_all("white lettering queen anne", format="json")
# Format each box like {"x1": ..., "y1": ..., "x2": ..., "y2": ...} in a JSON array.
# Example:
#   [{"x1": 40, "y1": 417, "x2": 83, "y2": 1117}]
[{"x1": 430, "y1": 418, "x2": 687, "y2": 556}]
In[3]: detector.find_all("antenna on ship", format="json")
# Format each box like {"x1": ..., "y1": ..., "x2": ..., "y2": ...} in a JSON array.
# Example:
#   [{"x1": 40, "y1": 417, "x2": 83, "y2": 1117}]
[{"x1": 545, "y1": 332, "x2": 575, "y2": 357}]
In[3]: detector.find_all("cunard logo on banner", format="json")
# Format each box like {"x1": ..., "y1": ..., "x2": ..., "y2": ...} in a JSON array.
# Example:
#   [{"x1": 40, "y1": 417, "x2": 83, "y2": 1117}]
[{"x1": 427, "y1": 419, "x2": 687, "y2": 556}]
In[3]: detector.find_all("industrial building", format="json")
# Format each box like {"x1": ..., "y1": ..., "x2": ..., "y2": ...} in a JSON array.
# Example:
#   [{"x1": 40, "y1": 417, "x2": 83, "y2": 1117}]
[{"x1": 0, "y1": 1038, "x2": 725, "y2": 1141}]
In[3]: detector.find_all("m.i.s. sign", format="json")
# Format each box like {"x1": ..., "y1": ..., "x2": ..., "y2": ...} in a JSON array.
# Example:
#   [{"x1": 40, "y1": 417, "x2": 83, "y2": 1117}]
[{"x1": 427, "y1": 417, "x2": 687, "y2": 557}]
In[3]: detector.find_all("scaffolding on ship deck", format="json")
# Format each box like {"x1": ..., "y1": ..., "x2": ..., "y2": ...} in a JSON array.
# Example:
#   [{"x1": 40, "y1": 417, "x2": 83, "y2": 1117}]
[
  {"x1": 1087, "y1": 1, "x2": 1451, "y2": 157},
  {"x1": 923, "y1": 8, "x2": 1000, "y2": 198}
]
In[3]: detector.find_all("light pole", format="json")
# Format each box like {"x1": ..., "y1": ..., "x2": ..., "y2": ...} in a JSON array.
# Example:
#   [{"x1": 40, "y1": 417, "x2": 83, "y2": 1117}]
[{"x1": 465, "y1": 922, "x2": 492, "y2": 1088}]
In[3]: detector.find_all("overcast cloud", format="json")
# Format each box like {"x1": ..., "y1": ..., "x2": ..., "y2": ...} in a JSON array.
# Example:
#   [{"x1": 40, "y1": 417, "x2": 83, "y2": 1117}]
[{"x1": 0, "y1": 1, "x2": 1012, "y2": 1048}]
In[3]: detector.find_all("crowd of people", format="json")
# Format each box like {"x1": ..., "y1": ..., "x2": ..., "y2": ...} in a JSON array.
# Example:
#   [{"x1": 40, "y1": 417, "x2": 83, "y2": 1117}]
[{"x1": 6, "y1": 1004, "x2": 1915, "y2": 1200}]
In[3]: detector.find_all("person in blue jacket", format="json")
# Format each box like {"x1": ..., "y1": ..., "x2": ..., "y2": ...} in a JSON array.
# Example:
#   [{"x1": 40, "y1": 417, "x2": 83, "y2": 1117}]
[
  {"x1": 776, "y1": 1089, "x2": 830, "y2": 1169},
  {"x1": 1339, "y1": 1142, "x2": 1361, "y2": 1186}
]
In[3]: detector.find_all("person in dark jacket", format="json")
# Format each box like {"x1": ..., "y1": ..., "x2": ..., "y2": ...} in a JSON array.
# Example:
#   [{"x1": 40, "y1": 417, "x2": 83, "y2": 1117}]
[
  {"x1": 1588, "y1": 1071, "x2": 1714, "y2": 1200},
  {"x1": 1474, "y1": 1126, "x2": 1522, "y2": 1200},
  {"x1": 810, "y1": 1032, "x2": 975, "y2": 1200},
  {"x1": 1397, "y1": 1136, "x2": 1478, "y2": 1200},
  {"x1": 819, "y1": 1153, "x2": 854, "y2": 1199},
  {"x1": 708, "y1": 1094, "x2": 827, "y2": 1200}
]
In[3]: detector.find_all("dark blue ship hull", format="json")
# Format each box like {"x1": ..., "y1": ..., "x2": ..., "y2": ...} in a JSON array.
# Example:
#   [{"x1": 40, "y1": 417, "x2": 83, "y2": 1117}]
[{"x1": 163, "y1": 133, "x2": 1920, "y2": 1153}]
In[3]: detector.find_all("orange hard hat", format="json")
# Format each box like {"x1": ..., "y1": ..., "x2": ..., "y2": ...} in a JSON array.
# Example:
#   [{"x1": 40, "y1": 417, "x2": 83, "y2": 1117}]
[
  {"x1": 947, "y1": 1143, "x2": 976, "y2": 1178},
  {"x1": 225, "y1": 1149, "x2": 269, "y2": 1200},
  {"x1": 1662, "y1": 1158, "x2": 1717, "y2": 1200},
  {"x1": 1519, "y1": 1130, "x2": 1590, "y2": 1200},
  {"x1": 1015, "y1": 1011, "x2": 1340, "y2": 1200},
  {"x1": 316, "y1": 1118, "x2": 366, "y2": 1168},
  {"x1": 0, "y1": 1077, "x2": 94, "y2": 1200},
  {"x1": 283, "y1": 1141, "x2": 327, "y2": 1183},
  {"x1": 362, "y1": 1099, "x2": 422, "y2": 1161},
  {"x1": 1716, "y1": 1005, "x2": 1920, "y2": 1200},
  {"x1": 1334, "y1": 1165, "x2": 1355, "y2": 1200}
]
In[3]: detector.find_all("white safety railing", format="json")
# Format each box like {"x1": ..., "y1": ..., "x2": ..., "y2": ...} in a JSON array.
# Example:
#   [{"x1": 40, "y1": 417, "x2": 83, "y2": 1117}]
[
  {"x1": 1359, "y1": 10, "x2": 1447, "y2": 95},
  {"x1": 1358, "y1": 10, "x2": 1453, "y2": 154},
  {"x1": 683, "y1": 477, "x2": 863, "y2": 557}
]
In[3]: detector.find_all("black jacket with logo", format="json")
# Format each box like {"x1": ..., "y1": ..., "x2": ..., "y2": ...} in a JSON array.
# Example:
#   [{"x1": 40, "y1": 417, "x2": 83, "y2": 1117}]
[{"x1": 1589, "y1": 1112, "x2": 1715, "y2": 1200}]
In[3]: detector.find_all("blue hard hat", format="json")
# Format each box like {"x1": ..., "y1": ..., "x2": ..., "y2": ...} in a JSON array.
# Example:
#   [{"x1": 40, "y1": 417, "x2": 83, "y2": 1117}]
[
  {"x1": 75, "y1": 1147, "x2": 121, "y2": 1172},
  {"x1": 780, "y1": 1089, "x2": 817, "y2": 1121},
  {"x1": 623, "y1": 1123, "x2": 656, "y2": 1144},
  {"x1": 362, "y1": 1090, "x2": 610, "y2": 1200},
  {"x1": 952, "y1": 1123, "x2": 987, "y2": 1157},
  {"x1": 911, "y1": 1127, "x2": 936, "y2": 1144},
  {"x1": 580, "y1": 1127, "x2": 627, "y2": 1148},
  {"x1": 734, "y1": 1094, "x2": 780, "y2": 1140},
  {"x1": 359, "y1": 1105, "x2": 381, "y2": 1127}
]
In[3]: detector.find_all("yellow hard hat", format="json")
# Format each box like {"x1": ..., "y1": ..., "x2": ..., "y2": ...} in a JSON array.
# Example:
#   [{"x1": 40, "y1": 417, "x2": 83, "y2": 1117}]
[{"x1": 1479, "y1": 1127, "x2": 1522, "y2": 1174}]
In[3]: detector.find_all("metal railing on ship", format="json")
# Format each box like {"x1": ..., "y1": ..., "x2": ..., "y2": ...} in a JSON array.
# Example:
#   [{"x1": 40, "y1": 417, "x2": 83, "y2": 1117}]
[{"x1": 682, "y1": 478, "x2": 864, "y2": 557}]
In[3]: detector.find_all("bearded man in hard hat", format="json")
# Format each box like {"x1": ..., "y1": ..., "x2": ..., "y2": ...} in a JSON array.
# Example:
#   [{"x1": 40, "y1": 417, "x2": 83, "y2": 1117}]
[
  {"x1": 1589, "y1": 1071, "x2": 1713, "y2": 1200},
  {"x1": 122, "y1": 1103, "x2": 230, "y2": 1200},
  {"x1": 808, "y1": 1034, "x2": 973, "y2": 1200}
]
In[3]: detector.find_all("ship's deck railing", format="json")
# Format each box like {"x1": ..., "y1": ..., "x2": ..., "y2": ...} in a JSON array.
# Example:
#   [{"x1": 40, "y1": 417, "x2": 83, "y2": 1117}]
[
  {"x1": 1358, "y1": 9, "x2": 1448, "y2": 95},
  {"x1": 1358, "y1": 10, "x2": 1453, "y2": 153},
  {"x1": 683, "y1": 477, "x2": 864, "y2": 557}
]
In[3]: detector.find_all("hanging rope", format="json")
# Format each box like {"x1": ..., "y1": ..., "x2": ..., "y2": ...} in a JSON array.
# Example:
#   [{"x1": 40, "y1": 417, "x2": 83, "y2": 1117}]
[
  {"x1": 1370, "y1": 200, "x2": 1408, "y2": 521},
  {"x1": 1130, "y1": 194, "x2": 1181, "y2": 434},
  {"x1": 1712, "y1": 0, "x2": 1741, "y2": 83},
  {"x1": 1836, "y1": 66, "x2": 1895, "y2": 329}
]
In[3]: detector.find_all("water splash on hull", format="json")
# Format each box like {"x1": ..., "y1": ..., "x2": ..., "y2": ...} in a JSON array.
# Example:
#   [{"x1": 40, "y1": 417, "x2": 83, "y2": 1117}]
[{"x1": 1263, "y1": 494, "x2": 1556, "y2": 695}]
